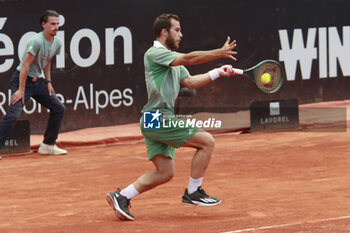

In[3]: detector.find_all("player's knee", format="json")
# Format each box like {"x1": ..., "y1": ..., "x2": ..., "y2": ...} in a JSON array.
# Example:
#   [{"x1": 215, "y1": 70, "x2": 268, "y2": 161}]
[
  {"x1": 163, "y1": 173, "x2": 174, "y2": 183},
  {"x1": 57, "y1": 102, "x2": 66, "y2": 113},
  {"x1": 158, "y1": 167, "x2": 174, "y2": 183},
  {"x1": 153, "y1": 155, "x2": 174, "y2": 183},
  {"x1": 49, "y1": 99, "x2": 66, "y2": 114},
  {"x1": 61, "y1": 103, "x2": 66, "y2": 112},
  {"x1": 162, "y1": 169, "x2": 174, "y2": 182}
]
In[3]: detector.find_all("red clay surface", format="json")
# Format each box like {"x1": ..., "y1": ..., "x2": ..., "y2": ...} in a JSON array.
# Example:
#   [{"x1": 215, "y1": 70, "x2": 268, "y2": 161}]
[{"x1": 1, "y1": 101, "x2": 350, "y2": 233}]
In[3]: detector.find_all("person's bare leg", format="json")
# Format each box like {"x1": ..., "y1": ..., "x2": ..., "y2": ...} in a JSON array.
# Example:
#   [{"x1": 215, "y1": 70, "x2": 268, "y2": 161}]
[
  {"x1": 183, "y1": 131, "x2": 215, "y2": 179},
  {"x1": 106, "y1": 155, "x2": 175, "y2": 220},
  {"x1": 180, "y1": 130, "x2": 220, "y2": 206},
  {"x1": 133, "y1": 155, "x2": 175, "y2": 193}
]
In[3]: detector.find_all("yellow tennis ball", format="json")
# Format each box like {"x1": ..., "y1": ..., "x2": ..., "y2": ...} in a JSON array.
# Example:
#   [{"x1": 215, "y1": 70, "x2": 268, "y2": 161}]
[{"x1": 261, "y1": 73, "x2": 271, "y2": 84}]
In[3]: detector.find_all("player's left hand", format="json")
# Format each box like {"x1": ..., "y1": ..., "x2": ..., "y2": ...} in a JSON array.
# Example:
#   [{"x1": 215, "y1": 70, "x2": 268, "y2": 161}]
[
  {"x1": 47, "y1": 82, "x2": 55, "y2": 95},
  {"x1": 220, "y1": 36, "x2": 238, "y2": 61}
]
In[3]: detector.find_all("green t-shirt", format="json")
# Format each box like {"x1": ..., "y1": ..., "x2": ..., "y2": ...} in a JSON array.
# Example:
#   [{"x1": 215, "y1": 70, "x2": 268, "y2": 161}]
[
  {"x1": 17, "y1": 31, "x2": 62, "y2": 78},
  {"x1": 142, "y1": 42, "x2": 190, "y2": 116}
]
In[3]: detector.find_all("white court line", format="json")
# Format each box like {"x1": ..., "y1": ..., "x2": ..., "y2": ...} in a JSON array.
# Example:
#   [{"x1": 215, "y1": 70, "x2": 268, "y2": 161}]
[{"x1": 223, "y1": 215, "x2": 350, "y2": 233}]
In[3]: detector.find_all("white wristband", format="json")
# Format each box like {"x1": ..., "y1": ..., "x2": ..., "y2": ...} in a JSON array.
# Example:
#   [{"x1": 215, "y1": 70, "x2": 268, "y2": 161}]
[{"x1": 208, "y1": 68, "x2": 220, "y2": 81}]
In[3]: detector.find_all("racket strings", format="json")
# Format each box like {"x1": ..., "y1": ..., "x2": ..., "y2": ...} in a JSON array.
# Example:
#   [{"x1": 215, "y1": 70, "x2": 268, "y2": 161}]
[{"x1": 254, "y1": 62, "x2": 283, "y2": 93}]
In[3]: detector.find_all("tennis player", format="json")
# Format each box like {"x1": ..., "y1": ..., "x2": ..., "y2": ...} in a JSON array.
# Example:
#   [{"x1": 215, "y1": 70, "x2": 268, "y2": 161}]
[
  {"x1": 0, "y1": 10, "x2": 67, "y2": 157},
  {"x1": 106, "y1": 13, "x2": 238, "y2": 220}
]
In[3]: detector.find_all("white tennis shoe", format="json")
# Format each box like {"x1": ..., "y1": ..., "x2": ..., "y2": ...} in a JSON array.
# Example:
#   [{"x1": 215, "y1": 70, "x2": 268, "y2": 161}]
[{"x1": 38, "y1": 143, "x2": 67, "y2": 155}]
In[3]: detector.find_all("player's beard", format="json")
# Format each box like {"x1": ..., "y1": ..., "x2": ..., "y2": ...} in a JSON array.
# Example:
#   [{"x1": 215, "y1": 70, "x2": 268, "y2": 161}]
[
  {"x1": 165, "y1": 34, "x2": 179, "y2": 50},
  {"x1": 51, "y1": 30, "x2": 57, "y2": 37}
]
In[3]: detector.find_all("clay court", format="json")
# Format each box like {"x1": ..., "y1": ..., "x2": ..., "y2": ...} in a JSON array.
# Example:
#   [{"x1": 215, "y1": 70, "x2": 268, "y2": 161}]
[{"x1": 1, "y1": 102, "x2": 350, "y2": 233}]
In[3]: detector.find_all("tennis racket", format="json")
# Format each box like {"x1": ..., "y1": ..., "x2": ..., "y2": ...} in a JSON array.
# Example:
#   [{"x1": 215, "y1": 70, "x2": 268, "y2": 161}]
[{"x1": 226, "y1": 59, "x2": 284, "y2": 93}]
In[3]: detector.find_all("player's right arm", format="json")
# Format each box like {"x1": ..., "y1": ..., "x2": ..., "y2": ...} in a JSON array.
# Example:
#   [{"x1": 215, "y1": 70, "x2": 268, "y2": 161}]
[
  {"x1": 181, "y1": 65, "x2": 236, "y2": 90},
  {"x1": 171, "y1": 37, "x2": 237, "y2": 66},
  {"x1": 10, "y1": 52, "x2": 35, "y2": 105}
]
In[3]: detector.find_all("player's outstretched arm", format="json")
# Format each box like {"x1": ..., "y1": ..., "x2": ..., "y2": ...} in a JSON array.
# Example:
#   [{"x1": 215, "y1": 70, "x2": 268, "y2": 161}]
[
  {"x1": 181, "y1": 65, "x2": 236, "y2": 90},
  {"x1": 171, "y1": 37, "x2": 237, "y2": 66}
]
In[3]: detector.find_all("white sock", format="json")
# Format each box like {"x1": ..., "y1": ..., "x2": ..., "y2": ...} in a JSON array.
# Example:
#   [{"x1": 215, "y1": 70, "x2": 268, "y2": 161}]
[
  {"x1": 187, "y1": 177, "x2": 203, "y2": 194},
  {"x1": 120, "y1": 184, "x2": 139, "y2": 200}
]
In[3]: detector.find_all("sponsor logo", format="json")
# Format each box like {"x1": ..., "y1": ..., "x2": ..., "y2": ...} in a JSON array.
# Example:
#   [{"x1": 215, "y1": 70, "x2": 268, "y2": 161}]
[
  {"x1": 199, "y1": 197, "x2": 217, "y2": 203},
  {"x1": 259, "y1": 101, "x2": 290, "y2": 125},
  {"x1": 279, "y1": 26, "x2": 350, "y2": 80}
]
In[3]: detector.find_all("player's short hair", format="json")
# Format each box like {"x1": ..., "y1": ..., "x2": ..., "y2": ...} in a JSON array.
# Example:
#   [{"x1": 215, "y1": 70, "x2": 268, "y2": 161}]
[
  {"x1": 39, "y1": 10, "x2": 59, "y2": 28},
  {"x1": 153, "y1": 13, "x2": 180, "y2": 38}
]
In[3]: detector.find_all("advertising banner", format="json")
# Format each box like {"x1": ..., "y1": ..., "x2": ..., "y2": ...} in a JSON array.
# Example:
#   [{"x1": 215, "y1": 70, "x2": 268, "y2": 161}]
[{"x1": 0, "y1": 0, "x2": 349, "y2": 133}]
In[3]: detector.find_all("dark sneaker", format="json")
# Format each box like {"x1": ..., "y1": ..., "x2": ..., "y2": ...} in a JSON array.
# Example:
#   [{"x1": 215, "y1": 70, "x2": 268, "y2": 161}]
[
  {"x1": 106, "y1": 189, "x2": 135, "y2": 220},
  {"x1": 182, "y1": 186, "x2": 221, "y2": 206}
]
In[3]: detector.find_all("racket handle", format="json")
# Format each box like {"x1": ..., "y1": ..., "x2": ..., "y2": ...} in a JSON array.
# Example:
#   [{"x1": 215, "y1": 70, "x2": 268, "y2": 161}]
[
  {"x1": 233, "y1": 68, "x2": 243, "y2": 75},
  {"x1": 223, "y1": 67, "x2": 243, "y2": 75}
]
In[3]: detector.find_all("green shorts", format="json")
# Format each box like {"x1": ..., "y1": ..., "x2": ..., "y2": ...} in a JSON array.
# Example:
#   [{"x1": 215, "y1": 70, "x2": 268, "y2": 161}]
[{"x1": 140, "y1": 116, "x2": 198, "y2": 160}]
